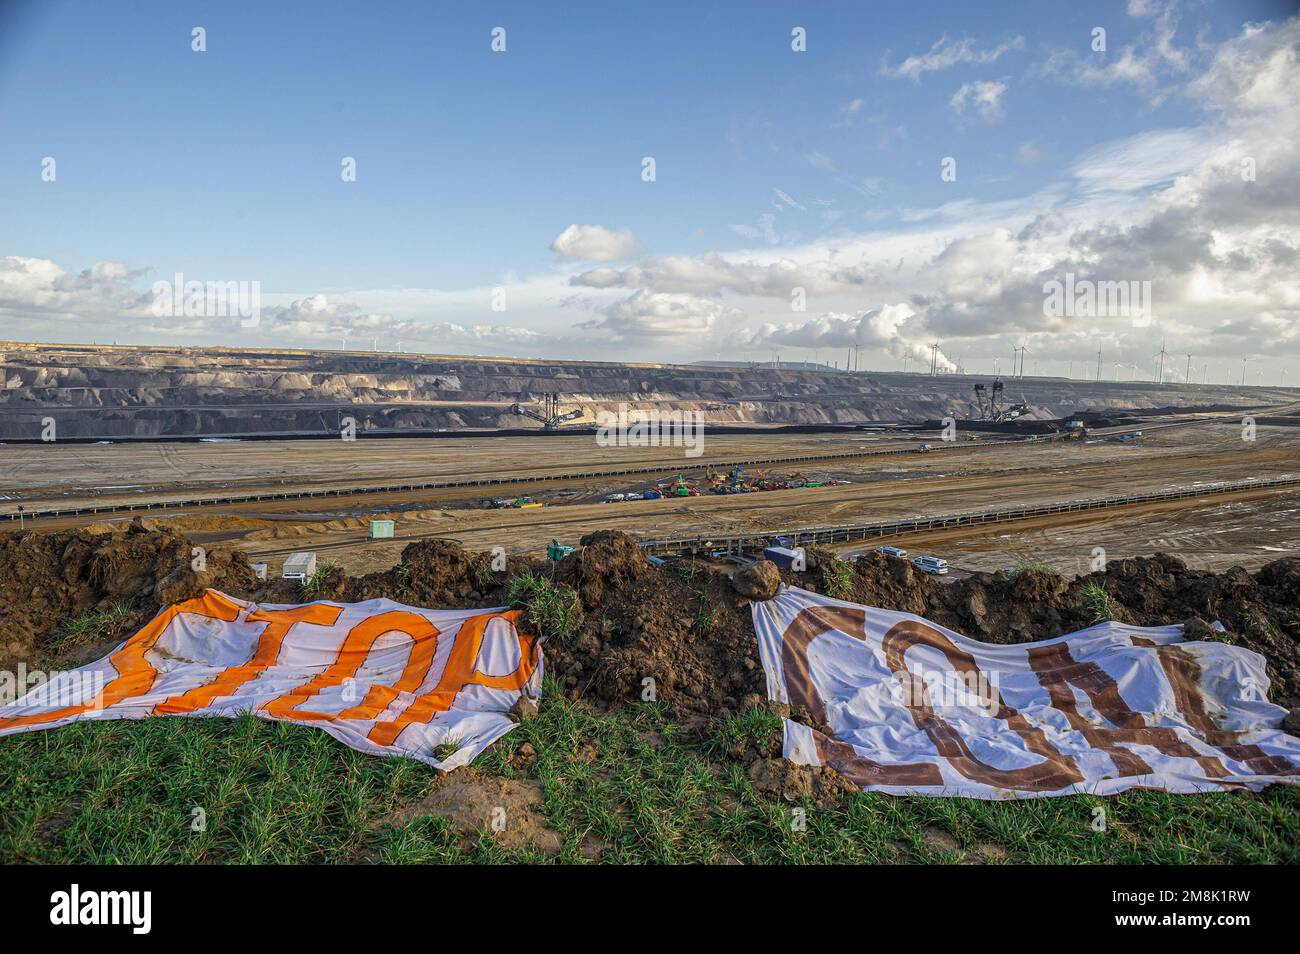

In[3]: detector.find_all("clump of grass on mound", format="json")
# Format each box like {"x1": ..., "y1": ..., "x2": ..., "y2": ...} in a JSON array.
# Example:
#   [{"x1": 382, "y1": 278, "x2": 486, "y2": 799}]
[
  {"x1": 819, "y1": 555, "x2": 855, "y2": 600},
  {"x1": 52, "y1": 602, "x2": 134, "y2": 651},
  {"x1": 300, "y1": 562, "x2": 338, "y2": 598},
  {"x1": 1081, "y1": 581, "x2": 1115, "y2": 623},
  {"x1": 508, "y1": 571, "x2": 581, "y2": 644},
  {"x1": 703, "y1": 705, "x2": 783, "y2": 760},
  {"x1": 1008, "y1": 558, "x2": 1058, "y2": 581}
]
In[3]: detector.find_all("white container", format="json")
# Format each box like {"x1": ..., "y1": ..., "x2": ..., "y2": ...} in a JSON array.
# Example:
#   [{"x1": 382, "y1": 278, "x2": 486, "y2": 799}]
[
  {"x1": 369, "y1": 519, "x2": 395, "y2": 538},
  {"x1": 282, "y1": 551, "x2": 318, "y2": 580}
]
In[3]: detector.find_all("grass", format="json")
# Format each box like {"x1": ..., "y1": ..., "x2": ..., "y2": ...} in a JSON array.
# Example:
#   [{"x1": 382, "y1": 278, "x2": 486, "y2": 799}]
[
  {"x1": 507, "y1": 571, "x2": 581, "y2": 644},
  {"x1": 51, "y1": 602, "x2": 135, "y2": 651},
  {"x1": 300, "y1": 562, "x2": 338, "y2": 598},
  {"x1": 819, "y1": 554, "x2": 855, "y2": 600},
  {"x1": 1008, "y1": 559, "x2": 1058, "y2": 581},
  {"x1": 702, "y1": 704, "x2": 783, "y2": 759},
  {"x1": 472, "y1": 554, "x2": 497, "y2": 590},
  {"x1": 433, "y1": 737, "x2": 463, "y2": 761},
  {"x1": 2, "y1": 678, "x2": 1296, "y2": 864},
  {"x1": 1081, "y1": 581, "x2": 1115, "y2": 623}
]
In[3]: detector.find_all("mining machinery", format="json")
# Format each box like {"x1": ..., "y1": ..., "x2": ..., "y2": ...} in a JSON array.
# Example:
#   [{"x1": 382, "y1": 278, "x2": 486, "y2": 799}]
[{"x1": 509, "y1": 394, "x2": 584, "y2": 430}]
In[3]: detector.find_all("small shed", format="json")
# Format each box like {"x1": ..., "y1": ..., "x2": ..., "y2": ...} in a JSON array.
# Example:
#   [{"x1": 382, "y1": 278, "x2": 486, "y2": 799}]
[
  {"x1": 282, "y1": 551, "x2": 318, "y2": 580},
  {"x1": 369, "y1": 519, "x2": 395, "y2": 539}
]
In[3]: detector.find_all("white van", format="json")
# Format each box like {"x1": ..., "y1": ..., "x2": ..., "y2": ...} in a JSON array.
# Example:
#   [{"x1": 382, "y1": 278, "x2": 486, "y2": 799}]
[
  {"x1": 603, "y1": 493, "x2": 627, "y2": 503},
  {"x1": 876, "y1": 545, "x2": 908, "y2": 559},
  {"x1": 912, "y1": 555, "x2": 949, "y2": 575}
]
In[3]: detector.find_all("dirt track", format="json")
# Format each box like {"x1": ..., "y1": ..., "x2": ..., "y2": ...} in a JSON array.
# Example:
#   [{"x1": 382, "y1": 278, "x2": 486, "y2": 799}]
[{"x1": 6, "y1": 420, "x2": 1292, "y2": 576}]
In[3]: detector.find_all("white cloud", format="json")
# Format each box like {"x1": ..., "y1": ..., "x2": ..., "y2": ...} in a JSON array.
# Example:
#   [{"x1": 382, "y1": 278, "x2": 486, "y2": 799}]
[
  {"x1": 1016, "y1": 141, "x2": 1049, "y2": 164},
  {"x1": 1070, "y1": 127, "x2": 1211, "y2": 194},
  {"x1": 884, "y1": 34, "x2": 1024, "y2": 81},
  {"x1": 1038, "y1": 0, "x2": 1190, "y2": 97},
  {"x1": 0, "y1": 256, "x2": 151, "y2": 328},
  {"x1": 549, "y1": 224, "x2": 640, "y2": 261},
  {"x1": 950, "y1": 79, "x2": 1008, "y2": 121},
  {"x1": 577, "y1": 290, "x2": 740, "y2": 340},
  {"x1": 743, "y1": 304, "x2": 955, "y2": 370},
  {"x1": 804, "y1": 151, "x2": 837, "y2": 171}
]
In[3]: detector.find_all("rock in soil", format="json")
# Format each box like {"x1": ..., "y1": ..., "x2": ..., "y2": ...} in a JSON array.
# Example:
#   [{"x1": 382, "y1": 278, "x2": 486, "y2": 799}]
[{"x1": 732, "y1": 561, "x2": 782, "y2": 601}]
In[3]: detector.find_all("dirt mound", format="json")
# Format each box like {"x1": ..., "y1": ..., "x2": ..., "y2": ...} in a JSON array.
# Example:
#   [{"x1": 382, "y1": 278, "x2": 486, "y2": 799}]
[
  {"x1": 808, "y1": 550, "x2": 1300, "y2": 704},
  {"x1": 0, "y1": 519, "x2": 258, "y2": 669},
  {"x1": 546, "y1": 544, "x2": 764, "y2": 719},
  {"x1": 5, "y1": 524, "x2": 1297, "y2": 735},
  {"x1": 370, "y1": 773, "x2": 561, "y2": 856},
  {"x1": 554, "y1": 530, "x2": 650, "y2": 607}
]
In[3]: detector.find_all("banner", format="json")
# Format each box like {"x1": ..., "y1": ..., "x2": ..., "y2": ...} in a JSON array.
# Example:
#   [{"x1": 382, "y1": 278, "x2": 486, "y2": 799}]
[
  {"x1": 0, "y1": 590, "x2": 542, "y2": 770},
  {"x1": 753, "y1": 587, "x2": 1300, "y2": 798}
]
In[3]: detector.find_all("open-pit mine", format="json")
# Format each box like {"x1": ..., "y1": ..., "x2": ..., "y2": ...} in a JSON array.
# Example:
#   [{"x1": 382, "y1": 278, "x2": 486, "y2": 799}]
[{"x1": 2, "y1": 342, "x2": 1298, "y2": 579}]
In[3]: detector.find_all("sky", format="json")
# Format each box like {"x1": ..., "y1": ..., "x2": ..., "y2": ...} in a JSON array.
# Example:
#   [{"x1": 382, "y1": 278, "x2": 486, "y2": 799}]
[{"x1": 1, "y1": 0, "x2": 1298, "y2": 384}]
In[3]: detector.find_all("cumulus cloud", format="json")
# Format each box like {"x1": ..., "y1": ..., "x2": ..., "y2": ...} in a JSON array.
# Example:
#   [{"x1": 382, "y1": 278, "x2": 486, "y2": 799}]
[
  {"x1": 261, "y1": 294, "x2": 542, "y2": 348},
  {"x1": 1038, "y1": 0, "x2": 1189, "y2": 97},
  {"x1": 883, "y1": 34, "x2": 1024, "y2": 80},
  {"x1": 577, "y1": 290, "x2": 741, "y2": 340},
  {"x1": 570, "y1": 249, "x2": 880, "y2": 299},
  {"x1": 743, "y1": 304, "x2": 956, "y2": 371},
  {"x1": 950, "y1": 79, "x2": 1008, "y2": 121},
  {"x1": 549, "y1": 224, "x2": 641, "y2": 261},
  {"x1": 0, "y1": 256, "x2": 152, "y2": 329}
]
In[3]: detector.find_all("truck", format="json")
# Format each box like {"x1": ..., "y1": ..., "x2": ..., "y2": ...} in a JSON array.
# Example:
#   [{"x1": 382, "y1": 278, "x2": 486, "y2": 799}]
[{"x1": 764, "y1": 545, "x2": 804, "y2": 570}]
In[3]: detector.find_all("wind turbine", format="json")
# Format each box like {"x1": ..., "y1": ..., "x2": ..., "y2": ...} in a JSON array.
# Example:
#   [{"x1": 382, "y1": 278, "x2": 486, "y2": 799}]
[{"x1": 1154, "y1": 338, "x2": 1169, "y2": 384}]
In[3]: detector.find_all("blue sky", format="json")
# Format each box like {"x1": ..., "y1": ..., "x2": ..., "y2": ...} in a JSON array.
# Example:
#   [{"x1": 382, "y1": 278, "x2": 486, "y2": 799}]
[{"x1": 2, "y1": 0, "x2": 1298, "y2": 381}]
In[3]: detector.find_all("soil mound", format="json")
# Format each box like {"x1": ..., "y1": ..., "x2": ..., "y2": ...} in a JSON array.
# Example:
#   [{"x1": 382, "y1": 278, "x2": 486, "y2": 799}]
[
  {"x1": 0, "y1": 519, "x2": 257, "y2": 668},
  {"x1": 809, "y1": 550, "x2": 1300, "y2": 704},
  {"x1": 5, "y1": 525, "x2": 1297, "y2": 719}
]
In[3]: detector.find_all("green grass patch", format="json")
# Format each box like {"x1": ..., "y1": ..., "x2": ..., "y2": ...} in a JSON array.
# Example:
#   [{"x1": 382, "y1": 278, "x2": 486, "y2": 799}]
[
  {"x1": 2, "y1": 684, "x2": 1295, "y2": 864},
  {"x1": 1008, "y1": 559, "x2": 1058, "y2": 581},
  {"x1": 702, "y1": 704, "x2": 783, "y2": 760},
  {"x1": 1081, "y1": 581, "x2": 1114, "y2": 623},
  {"x1": 300, "y1": 562, "x2": 338, "y2": 598},
  {"x1": 507, "y1": 571, "x2": 581, "y2": 644},
  {"x1": 51, "y1": 602, "x2": 135, "y2": 651},
  {"x1": 818, "y1": 554, "x2": 855, "y2": 599}
]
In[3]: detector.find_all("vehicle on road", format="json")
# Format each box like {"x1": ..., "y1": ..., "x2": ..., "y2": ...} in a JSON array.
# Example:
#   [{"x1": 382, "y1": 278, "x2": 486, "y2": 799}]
[
  {"x1": 912, "y1": 555, "x2": 949, "y2": 575},
  {"x1": 876, "y1": 545, "x2": 908, "y2": 559}
]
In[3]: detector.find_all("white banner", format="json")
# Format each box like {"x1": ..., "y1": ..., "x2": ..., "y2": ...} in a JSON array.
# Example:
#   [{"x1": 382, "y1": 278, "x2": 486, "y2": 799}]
[
  {"x1": 0, "y1": 590, "x2": 542, "y2": 770},
  {"x1": 753, "y1": 586, "x2": 1300, "y2": 798}
]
